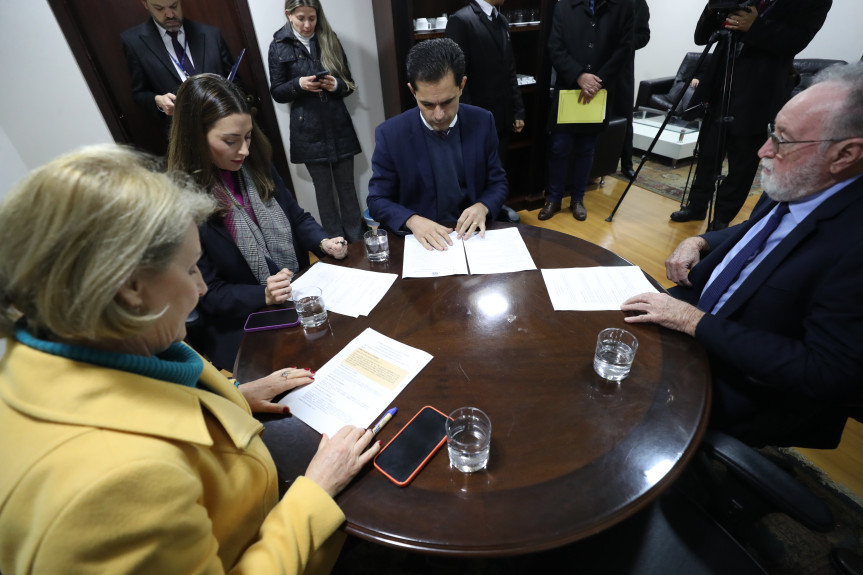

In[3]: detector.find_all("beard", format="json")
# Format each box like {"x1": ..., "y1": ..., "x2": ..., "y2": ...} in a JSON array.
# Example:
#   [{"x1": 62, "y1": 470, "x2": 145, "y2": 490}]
[{"x1": 761, "y1": 152, "x2": 828, "y2": 202}]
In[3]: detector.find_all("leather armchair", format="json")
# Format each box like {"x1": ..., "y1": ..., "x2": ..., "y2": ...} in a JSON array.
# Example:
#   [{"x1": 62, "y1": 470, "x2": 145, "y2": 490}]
[
  {"x1": 635, "y1": 52, "x2": 711, "y2": 119},
  {"x1": 792, "y1": 58, "x2": 848, "y2": 96}
]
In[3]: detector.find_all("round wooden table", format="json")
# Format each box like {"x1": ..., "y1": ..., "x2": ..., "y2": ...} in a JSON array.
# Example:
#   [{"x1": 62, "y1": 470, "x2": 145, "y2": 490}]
[{"x1": 235, "y1": 223, "x2": 711, "y2": 557}]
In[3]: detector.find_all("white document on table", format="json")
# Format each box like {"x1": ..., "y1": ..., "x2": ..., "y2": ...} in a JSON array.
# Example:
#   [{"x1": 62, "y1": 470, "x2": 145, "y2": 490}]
[
  {"x1": 541, "y1": 266, "x2": 659, "y2": 311},
  {"x1": 463, "y1": 227, "x2": 537, "y2": 275},
  {"x1": 279, "y1": 328, "x2": 433, "y2": 437},
  {"x1": 402, "y1": 232, "x2": 469, "y2": 277},
  {"x1": 402, "y1": 228, "x2": 536, "y2": 277},
  {"x1": 290, "y1": 262, "x2": 397, "y2": 317}
]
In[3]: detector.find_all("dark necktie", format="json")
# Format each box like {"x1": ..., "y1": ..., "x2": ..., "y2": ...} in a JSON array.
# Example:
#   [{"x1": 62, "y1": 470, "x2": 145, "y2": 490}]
[
  {"x1": 697, "y1": 202, "x2": 790, "y2": 312},
  {"x1": 167, "y1": 31, "x2": 196, "y2": 77}
]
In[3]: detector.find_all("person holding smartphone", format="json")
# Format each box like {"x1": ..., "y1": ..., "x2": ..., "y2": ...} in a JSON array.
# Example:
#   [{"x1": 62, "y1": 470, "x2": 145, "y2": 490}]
[{"x1": 268, "y1": 0, "x2": 366, "y2": 244}]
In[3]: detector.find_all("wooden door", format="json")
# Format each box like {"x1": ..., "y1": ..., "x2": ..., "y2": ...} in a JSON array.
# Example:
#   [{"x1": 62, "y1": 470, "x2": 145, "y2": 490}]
[{"x1": 48, "y1": 0, "x2": 291, "y2": 183}]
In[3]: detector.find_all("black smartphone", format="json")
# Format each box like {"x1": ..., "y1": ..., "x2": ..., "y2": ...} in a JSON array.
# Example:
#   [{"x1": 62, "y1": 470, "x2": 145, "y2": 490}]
[
  {"x1": 243, "y1": 308, "x2": 300, "y2": 332},
  {"x1": 314, "y1": 70, "x2": 329, "y2": 80},
  {"x1": 374, "y1": 406, "x2": 448, "y2": 486}
]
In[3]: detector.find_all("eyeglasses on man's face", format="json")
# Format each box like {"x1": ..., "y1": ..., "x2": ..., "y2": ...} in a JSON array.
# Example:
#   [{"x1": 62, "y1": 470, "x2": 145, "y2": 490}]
[{"x1": 766, "y1": 122, "x2": 845, "y2": 157}]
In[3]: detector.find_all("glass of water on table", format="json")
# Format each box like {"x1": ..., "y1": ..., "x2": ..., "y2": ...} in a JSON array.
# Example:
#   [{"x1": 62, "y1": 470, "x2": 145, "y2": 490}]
[
  {"x1": 293, "y1": 286, "x2": 327, "y2": 328},
  {"x1": 593, "y1": 328, "x2": 639, "y2": 381},
  {"x1": 446, "y1": 407, "x2": 491, "y2": 472}
]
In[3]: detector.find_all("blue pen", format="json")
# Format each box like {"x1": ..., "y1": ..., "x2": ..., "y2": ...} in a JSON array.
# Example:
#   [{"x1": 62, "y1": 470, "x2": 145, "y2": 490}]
[{"x1": 371, "y1": 407, "x2": 398, "y2": 435}]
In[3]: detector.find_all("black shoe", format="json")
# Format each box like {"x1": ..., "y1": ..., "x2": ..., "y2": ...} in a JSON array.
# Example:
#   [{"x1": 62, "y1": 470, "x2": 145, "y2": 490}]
[
  {"x1": 621, "y1": 168, "x2": 635, "y2": 180},
  {"x1": 500, "y1": 204, "x2": 520, "y2": 223},
  {"x1": 670, "y1": 207, "x2": 707, "y2": 222},
  {"x1": 572, "y1": 200, "x2": 587, "y2": 221},
  {"x1": 538, "y1": 201, "x2": 561, "y2": 221}
]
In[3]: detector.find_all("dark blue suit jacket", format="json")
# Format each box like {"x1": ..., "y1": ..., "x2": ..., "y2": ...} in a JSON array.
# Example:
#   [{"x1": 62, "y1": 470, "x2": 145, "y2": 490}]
[
  {"x1": 671, "y1": 177, "x2": 863, "y2": 447},
  {"x1": 193, "y1": 168, "x2": 327, "y2": 371},
  {"x1": 366, "y1": 104, "x2": 508, "y2": 233}
]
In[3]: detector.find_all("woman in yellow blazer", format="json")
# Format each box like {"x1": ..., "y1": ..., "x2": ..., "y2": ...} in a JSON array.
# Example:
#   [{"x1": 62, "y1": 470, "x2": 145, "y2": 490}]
[{"x1": 0, "y1": 145, "x2": 380, "y2": 574}]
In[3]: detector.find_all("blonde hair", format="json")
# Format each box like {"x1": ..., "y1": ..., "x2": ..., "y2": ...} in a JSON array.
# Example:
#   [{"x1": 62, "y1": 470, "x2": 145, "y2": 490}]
[
  {"x1": 0, "y1": 144, "x2": 215, "y2": 341},
  {"x1": 286, "y1": 0, "x2": 357, "y2": 91}
]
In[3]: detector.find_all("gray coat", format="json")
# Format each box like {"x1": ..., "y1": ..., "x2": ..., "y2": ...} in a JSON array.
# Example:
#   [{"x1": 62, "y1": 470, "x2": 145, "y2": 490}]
[{"x1": 268, "y1": 25, "x2": 361, "y2": 164}]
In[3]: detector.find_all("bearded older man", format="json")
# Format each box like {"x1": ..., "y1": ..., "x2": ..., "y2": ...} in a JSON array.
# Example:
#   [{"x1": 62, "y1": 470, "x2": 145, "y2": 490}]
[{"x1": 621, "y1": 63, "x2": 863, "y2": 448}]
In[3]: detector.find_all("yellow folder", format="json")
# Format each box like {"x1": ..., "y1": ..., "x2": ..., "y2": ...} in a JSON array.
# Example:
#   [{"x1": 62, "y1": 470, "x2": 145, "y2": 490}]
[{"x1": 557, "y1": 89, "x2": 607, "y2": 124}]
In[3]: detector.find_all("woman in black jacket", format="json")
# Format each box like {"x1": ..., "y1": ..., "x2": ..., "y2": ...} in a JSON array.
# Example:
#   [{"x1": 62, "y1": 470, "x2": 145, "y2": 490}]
[{"x1": 268, "y1": 0, "x2": 365, "y2": 243}]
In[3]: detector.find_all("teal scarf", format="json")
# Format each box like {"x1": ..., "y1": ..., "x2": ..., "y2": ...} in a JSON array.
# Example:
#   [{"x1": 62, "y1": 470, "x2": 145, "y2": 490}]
[{"x1": 16, "y1": 329, "x2": 204, "y2": 388}]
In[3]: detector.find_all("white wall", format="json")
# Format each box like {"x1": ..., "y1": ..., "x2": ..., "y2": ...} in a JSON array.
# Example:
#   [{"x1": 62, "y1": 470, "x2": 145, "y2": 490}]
[
  {"x1": 634, "y1": 0, "x2": 863, "y2": 90},
  {"x1": 0, "y1": 1, "x2": 112, "y2": 204}
]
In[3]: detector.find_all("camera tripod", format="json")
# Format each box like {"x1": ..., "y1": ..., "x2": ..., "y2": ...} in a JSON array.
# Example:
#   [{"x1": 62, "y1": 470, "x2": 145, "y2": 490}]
[{"x1": 607, "y1": 26, "x2": 744, "y2": 230}]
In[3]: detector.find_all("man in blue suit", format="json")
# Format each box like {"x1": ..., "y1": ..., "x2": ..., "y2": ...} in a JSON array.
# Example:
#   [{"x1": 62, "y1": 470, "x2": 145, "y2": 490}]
[
  {"x1": 367, "y1": 38, "x2": 508, "y2": 251},
  {"x1": 622, "y1": 63, "x2": 863, "y2": 448}
]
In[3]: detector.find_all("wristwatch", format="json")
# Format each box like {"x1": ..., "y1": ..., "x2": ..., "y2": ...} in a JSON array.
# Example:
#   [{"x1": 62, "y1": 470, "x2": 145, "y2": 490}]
[{"x1": 319, "y1": 238, "x2": 329, "y2": 252}]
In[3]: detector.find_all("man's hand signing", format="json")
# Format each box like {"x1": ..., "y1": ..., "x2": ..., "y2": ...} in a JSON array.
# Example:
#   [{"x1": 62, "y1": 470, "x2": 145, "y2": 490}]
[
  {"x1": 455, "y1": 202, "x2": 489, "y2": 240},
  {"x1": 406, "y1": 214, "x2": 454, "y2": 251}
]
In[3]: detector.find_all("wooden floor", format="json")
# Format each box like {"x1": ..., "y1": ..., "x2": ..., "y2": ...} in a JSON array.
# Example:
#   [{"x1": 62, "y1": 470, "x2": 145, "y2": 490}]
[{"x1": 517, "y1": 176, "x2": 863, "y2": 498}]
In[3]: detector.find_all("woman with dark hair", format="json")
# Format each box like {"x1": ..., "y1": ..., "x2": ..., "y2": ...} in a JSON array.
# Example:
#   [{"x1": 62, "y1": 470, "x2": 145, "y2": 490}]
[
  {"x1": 168, "y1": 73, "x2": 347, "y2": 371},
  {"x1": 268, "y1": 0, "x2": 365, "y2": 243}
]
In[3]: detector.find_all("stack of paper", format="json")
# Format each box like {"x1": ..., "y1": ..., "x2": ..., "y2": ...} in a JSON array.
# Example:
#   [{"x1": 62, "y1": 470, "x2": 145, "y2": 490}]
[
  {"x1": 279, "y1": 328, "x2": 433, "y2": 436},
  {"x1": 290, "y1": 262, "x2": 397, "y2": 317}
]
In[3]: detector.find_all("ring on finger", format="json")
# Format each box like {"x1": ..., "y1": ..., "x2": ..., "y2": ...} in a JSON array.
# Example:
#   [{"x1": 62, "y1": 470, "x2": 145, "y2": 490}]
[{"x1": 281, "y1": 369, "x2": 292, "y2": 378}]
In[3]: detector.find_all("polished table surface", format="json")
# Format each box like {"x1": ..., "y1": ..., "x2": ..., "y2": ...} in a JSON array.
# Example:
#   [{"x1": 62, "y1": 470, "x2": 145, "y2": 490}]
[{"x1": 235, "y1": 223, "x2": 711, "y2": 557}]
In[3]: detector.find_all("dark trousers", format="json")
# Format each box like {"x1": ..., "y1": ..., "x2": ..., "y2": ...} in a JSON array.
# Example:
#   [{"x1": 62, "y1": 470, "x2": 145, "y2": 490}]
[
  {"x1": 547, "y1": 132, "x2": 599, "y2": 203},
  {"x1": 685, "y1": 120, "x2": 764, "y2": 223},
  {"x1": 306, "y1": 158, "x2": 365, "y2": 243}
]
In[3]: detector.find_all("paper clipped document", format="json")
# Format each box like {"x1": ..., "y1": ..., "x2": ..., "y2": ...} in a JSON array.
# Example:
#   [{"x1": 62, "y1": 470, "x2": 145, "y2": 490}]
[
  {"x1": 290, "y1": 262, "x2": 397, "y2": 318},
  {"x1": 402, "y1": 228, "x2": 536, "y2": 277},
  {"x1": 279, "y1": 328, "x2": 433, "y2": 436},
  {"x1": 557, "y1": 89, "x2": 607, "y2": 124},
  {"x1": 541, "y1": 265, "x2": 659, "y2": 311}
]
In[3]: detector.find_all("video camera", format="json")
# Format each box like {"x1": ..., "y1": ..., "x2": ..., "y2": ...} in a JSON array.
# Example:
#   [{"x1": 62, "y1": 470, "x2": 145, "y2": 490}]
[{"x1": 707, "y1": 0, "x2": 754, "y2": 17}]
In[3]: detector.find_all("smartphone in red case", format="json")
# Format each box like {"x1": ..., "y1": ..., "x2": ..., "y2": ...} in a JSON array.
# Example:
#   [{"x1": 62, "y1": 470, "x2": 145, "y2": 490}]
[{"x1": 374, "y1": 406, "x2": 448, "y2": 487}]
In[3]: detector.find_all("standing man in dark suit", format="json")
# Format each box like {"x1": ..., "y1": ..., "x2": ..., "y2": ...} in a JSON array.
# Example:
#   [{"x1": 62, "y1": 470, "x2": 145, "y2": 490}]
[
  {"x1": 446, "y1": 0, "x2": 524, "y2": 223},
  {"x1": 615, "y1": 0, "x2": 650, "y2": 180},
  {"x1": 445, "y1": 0, "x2": 525, "y2": 166},
  {"x1": 367, "y1": 39, "x2": 507, "y2": 251},
  {"x1": 622, "y1": 64, "x2": 863, "y2": 448},
  {"x1": 670, "y1": 0, "x2": 832, "y2": 229},
  {"x1": 540, "y1": 0, "x2": 634, "y2": 222},
  {"x1": 121, "y1": 0, "x2": 236, "y2": 122}
]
